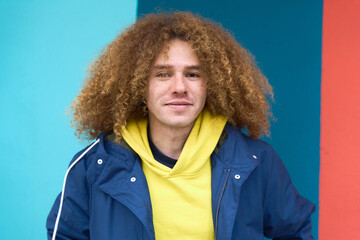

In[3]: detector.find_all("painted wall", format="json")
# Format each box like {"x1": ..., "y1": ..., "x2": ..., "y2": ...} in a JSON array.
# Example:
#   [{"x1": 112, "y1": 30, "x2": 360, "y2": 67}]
[
  {"x1": 138, "y1": 1, "x2": 322, "y2": 238},
  {"x1": 5, "y1": 0, "x2": 360, "y2": 239},
  {"x1": 0, "y1": 1, "x2": 137, "y2": 239},
  {"x1": 320, "y1": 0, "x2": 360, "y2": 238}
]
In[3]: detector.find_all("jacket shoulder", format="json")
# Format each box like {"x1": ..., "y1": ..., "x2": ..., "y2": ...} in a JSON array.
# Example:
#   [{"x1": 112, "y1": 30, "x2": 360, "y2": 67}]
[{"x1": 223, "y1": 125, "x2": 276, "y2": 162}]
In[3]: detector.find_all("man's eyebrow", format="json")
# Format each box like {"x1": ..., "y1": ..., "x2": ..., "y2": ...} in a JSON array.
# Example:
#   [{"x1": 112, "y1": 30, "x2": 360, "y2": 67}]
[
  {"x1": 152, "y1": 65, "x2": 170, "y2": 70},
  {"x1": 151, "y1": 65, "x2": 202, "y2": 70},
  {"x1": 185, "y1": 65, "x2": 202, "y2": 70}
]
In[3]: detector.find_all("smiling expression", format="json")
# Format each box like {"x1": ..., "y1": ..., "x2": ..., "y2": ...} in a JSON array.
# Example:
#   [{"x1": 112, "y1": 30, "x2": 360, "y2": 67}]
[{"x1": 146, "y1": 39, "x2": 207, "y2": 131}]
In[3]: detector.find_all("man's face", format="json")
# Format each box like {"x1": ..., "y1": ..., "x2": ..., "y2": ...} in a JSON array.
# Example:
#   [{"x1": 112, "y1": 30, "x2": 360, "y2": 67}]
[{"x1": 146, "y1": 39, "x2": 206, "y2": 131}]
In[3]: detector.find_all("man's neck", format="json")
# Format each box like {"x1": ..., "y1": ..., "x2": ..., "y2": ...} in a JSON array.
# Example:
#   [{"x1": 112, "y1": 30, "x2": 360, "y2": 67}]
[{"x1": 148, "y1": 122, "x2": 193, "y2": 159}]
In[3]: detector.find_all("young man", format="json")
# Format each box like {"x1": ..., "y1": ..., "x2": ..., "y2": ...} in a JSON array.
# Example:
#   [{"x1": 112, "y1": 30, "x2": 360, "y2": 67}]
[{"x1": 47, "y1": 12, "x2": 315, "y2": 240}]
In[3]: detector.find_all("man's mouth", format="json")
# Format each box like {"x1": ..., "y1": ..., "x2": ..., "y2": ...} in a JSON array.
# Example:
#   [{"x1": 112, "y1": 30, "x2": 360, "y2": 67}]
[
  {"x1": 165, "y1": 100, "x2": 192, "y2": 105},
  {"x1": 165, "y1": 101, "x2": 192, "y2": 109}
]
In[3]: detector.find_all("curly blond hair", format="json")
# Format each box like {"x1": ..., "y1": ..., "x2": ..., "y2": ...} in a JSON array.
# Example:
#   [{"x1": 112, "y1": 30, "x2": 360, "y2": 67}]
[{"x1": 70, "y1": 11, "x2": 273, "y2": 140}]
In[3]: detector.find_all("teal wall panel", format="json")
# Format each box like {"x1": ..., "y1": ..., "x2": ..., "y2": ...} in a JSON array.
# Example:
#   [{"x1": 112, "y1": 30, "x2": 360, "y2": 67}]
[
  {"x1": 138, "y1": 1, "x2": 322, "y2": 238},
  {"x1": 0, "y1": 1, "x2": 137, "y2": 239}
]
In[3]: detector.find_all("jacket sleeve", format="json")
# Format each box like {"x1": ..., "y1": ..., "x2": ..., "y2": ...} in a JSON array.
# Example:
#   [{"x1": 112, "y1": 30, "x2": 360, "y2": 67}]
[
  {"x1": 46, "y1": 152, "x2": 91, "y2": 240},
  {"x1": 262, "y1": 146, "x2": 315, "y2": 240}
]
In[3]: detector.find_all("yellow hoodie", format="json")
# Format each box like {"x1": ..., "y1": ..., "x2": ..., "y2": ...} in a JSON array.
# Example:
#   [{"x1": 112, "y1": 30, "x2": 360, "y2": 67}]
[{"x1": 121, "y1": 110, "x2": 227, "y2": 239}]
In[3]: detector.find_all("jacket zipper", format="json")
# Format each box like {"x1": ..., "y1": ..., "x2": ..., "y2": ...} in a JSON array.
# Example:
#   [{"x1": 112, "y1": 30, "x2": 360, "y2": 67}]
[{"x1": 215, "y1": 169, "x2": 231, "y2": 240}]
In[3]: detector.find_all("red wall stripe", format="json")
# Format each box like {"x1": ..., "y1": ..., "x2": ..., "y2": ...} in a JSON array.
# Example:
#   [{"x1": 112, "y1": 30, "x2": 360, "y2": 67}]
[{"x1": 320, "y1": 0, "x2": 360, "y2": 238}]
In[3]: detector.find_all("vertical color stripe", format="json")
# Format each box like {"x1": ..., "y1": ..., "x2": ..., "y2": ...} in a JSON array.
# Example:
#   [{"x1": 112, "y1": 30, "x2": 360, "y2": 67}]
[
  {"x1": 0, "y1": 1, "x2": 137, "y2": 239},
  {"x1": 138, "y1": 1, "x2": 322, "y2": 237},
  {"x1": 320, "y1": 0, "x2": 360, "y2": 238}
]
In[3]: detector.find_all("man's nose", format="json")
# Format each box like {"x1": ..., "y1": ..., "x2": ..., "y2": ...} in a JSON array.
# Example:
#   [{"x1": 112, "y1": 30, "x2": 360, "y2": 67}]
[{"x1": 172, "y1": 74, "x2": 187, "y2": 93}]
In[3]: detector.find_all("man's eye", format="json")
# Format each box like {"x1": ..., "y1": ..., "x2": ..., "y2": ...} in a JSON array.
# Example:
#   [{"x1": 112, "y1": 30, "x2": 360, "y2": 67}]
[
  {"x1": 187, "y1": 73, "x2": 200, "y2": 78},
  {"x1": 156, "y1": 72, "x2": 171, "y2": 77}
]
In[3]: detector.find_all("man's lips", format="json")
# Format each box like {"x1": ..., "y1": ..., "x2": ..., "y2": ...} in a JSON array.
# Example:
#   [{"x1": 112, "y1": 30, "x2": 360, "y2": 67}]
[
  {"x1": 164, "y1": 101, "x2": 192, "y2": 109},
  {"x1": 165, "y1": 100, "x2": 192, "y2": 106}
]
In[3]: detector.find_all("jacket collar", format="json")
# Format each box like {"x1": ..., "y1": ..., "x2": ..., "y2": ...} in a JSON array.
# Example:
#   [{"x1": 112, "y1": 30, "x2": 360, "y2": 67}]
[
  {"x1": 86, "y1": 133, "x2": 155, "y2": 240},
  {"x1": 87, "y1": 125, "x2": 260, "y2": 191},
  {"x1": 215, "y1": 124, "x2": 259, "y2": 169}
]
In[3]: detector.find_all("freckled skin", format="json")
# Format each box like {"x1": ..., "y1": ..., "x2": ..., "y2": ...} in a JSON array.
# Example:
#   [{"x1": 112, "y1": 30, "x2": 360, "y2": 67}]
[{"x1": 146, "y1": 39, "x2": 207, "y2": 132}]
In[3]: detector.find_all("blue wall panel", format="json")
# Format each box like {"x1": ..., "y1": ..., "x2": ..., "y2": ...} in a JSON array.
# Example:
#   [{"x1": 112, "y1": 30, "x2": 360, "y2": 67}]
[
  {"x1": 138, "y1": 1, "x2": 322, "y2": 238},
  {"x1": 0, "y1": 1, "x2": 137, "y2": 239}
]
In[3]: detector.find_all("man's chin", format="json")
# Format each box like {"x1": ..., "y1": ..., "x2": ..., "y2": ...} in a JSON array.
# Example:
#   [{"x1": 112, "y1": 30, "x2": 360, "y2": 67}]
[{"x1": 160, "y1": 118, "x2": 197, "y2": 130}]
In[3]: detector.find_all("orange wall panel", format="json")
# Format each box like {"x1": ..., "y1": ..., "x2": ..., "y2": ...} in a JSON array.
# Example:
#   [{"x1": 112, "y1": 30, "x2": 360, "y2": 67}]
[{"x1": 320, "y1": 0, "x2": 360, "y2": 239}]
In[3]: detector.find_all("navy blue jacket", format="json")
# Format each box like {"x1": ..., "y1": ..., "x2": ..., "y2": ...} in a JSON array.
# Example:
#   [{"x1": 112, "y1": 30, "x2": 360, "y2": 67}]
[{"x1": 47, "y1": 125, "x2": 315, "y2": 239}]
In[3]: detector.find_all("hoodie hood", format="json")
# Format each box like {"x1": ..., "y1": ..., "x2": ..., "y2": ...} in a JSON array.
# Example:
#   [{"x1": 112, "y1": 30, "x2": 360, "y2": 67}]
[{"x1": 120, "y1": 109, "x2": 227, "y2": 177}]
